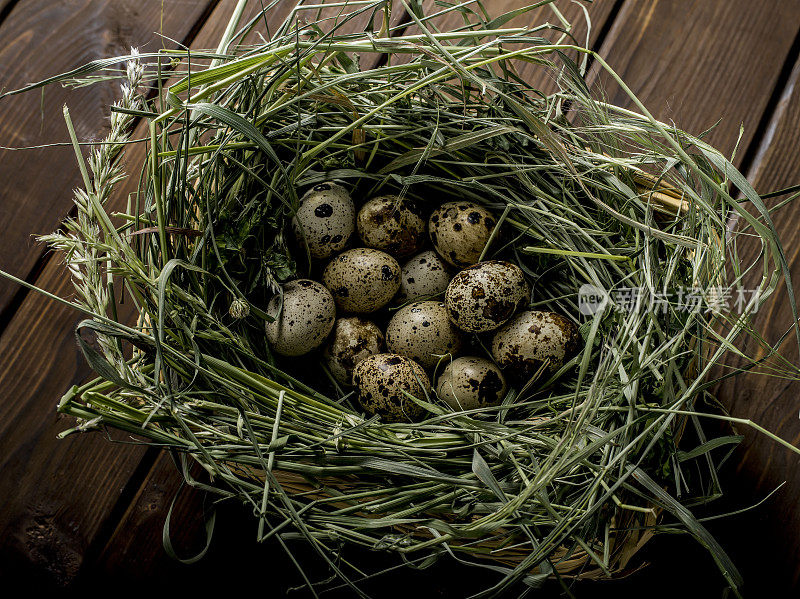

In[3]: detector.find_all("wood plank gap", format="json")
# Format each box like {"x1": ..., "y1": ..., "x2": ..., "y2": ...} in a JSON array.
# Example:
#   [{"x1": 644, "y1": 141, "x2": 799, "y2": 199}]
[
  {"x1": 70, "y1": 446, "x2": 163, "y2": 585},
  {"x1": 371, "y1": 1, "x2": 417, "y2": 69},
  {"x1": 556, "y1": 0, "x2": 625, "y2": 116},
  {"x1": 176, "y1": 0, "x2": 227, "y2": 55},
  {"x1": 741, "y1": 24, "x2": 800, "y2": 184},
  {"x1": 586, "y1": 0, "x2": 626, "y2": 60},
  {"x1": 0, "y1": 0, "x2": 20, "y2": 31},
  {"x1": 0, "y1": 247, "x2": 54, "y2": 344}
]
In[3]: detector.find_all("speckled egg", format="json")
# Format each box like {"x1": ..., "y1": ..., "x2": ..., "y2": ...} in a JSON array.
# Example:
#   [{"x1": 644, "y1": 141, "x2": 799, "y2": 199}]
[
  {"x1": 357, "y1": 195, "x2": 427, "y2": 258},
  {"x1": 491, "y1": 311, "x2": 580, "y2": 379},
  {"x1": 322, "y1": 248, "x2": 401, "y2": 313},
  {"x1": 429, "y1": 202, "x2": 497, "y2": 267},
  {"x1": 386, "y1": 301, "x2": 464, "y2": 369},
  {"x1": 352, "y1": 354, "x2": 430, "y2": 422},
  {"x1": 323, "y1": 317, "x2": 385, "y2": 386},
  {"x1": 291, "y1": 182, "x2": 355, "y2": 259},
  {"x1": 396, "y1": 250, "x2": 452, "y2": 303},
  {"x1": 265, "y1": 280, "x2": 336, "y2": 357},
  {"x1": 436, "y1": 357, "x2": 508, "y2": 411},
  {"x1": 445, "y1": 261, "x2": 529, "y2": 333}
]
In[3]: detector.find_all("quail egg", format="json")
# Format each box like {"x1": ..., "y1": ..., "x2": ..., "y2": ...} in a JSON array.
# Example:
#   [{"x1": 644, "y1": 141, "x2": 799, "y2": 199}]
[
  {"x1": 322, "y1": 248, "x2": 401, "y2": 313},
  {"x1": 436, "y1": 357, "x2": 508, "y2": 411},
  {"x1": 323, "y1": 317, "x2": 385, "y2": 386},
  {"x1": 352, "y1": 354, "x2": 430, "y2": 422},
  {"x1": 445, "y1": 261, "x2": 529, "y2": 333},
  {"x1": 265, "y1": 279, "x2": 336, "y2": 357},
  {"x1": 429, "y1": 202, "x2": 498, "y2": 267},
  {"x1": 292, "y1": 182, "x2": 355, "y2": 259},
  {"x1": 386, "y1": 301, "x2": 464, "y2": 369},
  {"x1": 357, "y1": 195, "x2": 427, "y2": 258},
  {"x1": 396, "y1": 250, "x2": 452, "y2": 303},
  {"x1": 491, "y1": 311, "x2": 580, "y2": 379}
]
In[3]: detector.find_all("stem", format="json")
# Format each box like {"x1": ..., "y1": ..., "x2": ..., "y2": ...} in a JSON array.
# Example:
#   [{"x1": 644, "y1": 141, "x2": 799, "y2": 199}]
[{"x1": 63, "y1": 105, "x2": 92, "y2": 191}]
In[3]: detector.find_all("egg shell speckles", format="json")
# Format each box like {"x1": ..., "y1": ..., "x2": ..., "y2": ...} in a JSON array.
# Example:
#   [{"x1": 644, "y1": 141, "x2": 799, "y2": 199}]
[
  {"x1": 265, "y1": 280, "x2": 336, "y2": 357},
  {"x1": 396, "y1": 250, "x2": 452, "y2": 303},
  {"x1": 357, "y1": 195, "x2": 427, "y2": 258},
  {"x1": 491, "y1": 311, "x2": 580, "y2": 379},
  {"x1": 323, "y1": 317, "x2": 385, "y2": 386},
  {"x1": 322, "y1": 248, "x2": 401, "y2": 313},
  {"x1": 352, "y1": 354, "x2": 430, "y2": 422},
  {"x1": 445, "y1": 261, "x2": 529, "y2": 333},
  {"x1": 292, "y1": 182, "x2": 355, "y2": 259},
  {"x1": 429, "y1": 202, "x2": 497, "y2": 267},
  {"x1": 436, "y1": 357, "x2": 508, "y2": 411},
  {"x1": 386, "y1": 301, "x2": 464, "y2": 369}
]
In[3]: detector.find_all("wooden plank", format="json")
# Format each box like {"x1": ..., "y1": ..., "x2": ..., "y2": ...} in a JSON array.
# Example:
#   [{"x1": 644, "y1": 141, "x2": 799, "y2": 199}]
[
  {"x1": 0, "y1": 0, "x2": 225, "y2": 587},
  {"x1": 710, "y1": 55, "x2": 800, "y2": 593},
  {"x1": 591, "y1": 0, "x2": 800, "y2": 165},
  {"x1": 0, "y1": 0, "x2": 217, "y2": 319}
]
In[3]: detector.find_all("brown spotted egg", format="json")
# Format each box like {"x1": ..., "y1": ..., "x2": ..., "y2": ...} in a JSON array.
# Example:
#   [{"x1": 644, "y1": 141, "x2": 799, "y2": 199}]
[
  {"x1": 352, "y1": 354, "x2": 430, "y2": 422},
  {"x1": 429, "y1": 202, "x2": 497, "y2": 267},
  {"x1": 386, "y1": 301, "x2": 464, "y2": 369},
  {"x1": 265, "y1": 280, "x2": 336, "y2": 357},
  {"x1": 323, "y1": 317, "x2": 385, "y2": 386},
  {"x1": 445, "y1": 261, "x2": 529, "y2": 333},
  {"x1": 357, "y1": 195, "x2": 427, "y2": 258},
  {"x1": 292, "y1": 182, "x2": 355, "y2": 259},
  {"x1": 396, "y1": 250, "x2": 452, "y2": 303},
  {"x1": 321, "y1": 248, "x2": 401, "y2": 313},
  {"x1": 436, "y1": 357, "x2": 508, "y2": 411},
  {"x1": 491, "y1": 311, "x2": 580, "y2": 379}
]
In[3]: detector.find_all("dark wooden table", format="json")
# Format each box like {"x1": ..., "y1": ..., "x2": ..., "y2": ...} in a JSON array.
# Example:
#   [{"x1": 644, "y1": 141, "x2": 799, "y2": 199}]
[{"x1": 1, "y1": 0, "x2": 799, "y2": 595}]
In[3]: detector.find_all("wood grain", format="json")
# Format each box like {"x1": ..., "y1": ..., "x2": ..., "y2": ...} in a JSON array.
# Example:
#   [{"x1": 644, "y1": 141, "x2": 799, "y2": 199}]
[
  {"x1": 0, "y1": 0, "x2": 221, "y2": 587},
  {"x1": 0, "y1": 0, "x2": 219, "y2": 319},
  {"x1": 709, "y1": 55, "x2": 800, "y2": 593},
  {"x1": 592, "y1": 0, "x2": 800, "y2": 166}
]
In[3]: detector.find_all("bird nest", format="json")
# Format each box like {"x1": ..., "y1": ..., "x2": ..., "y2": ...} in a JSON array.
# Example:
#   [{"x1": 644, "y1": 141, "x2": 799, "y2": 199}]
[{"x1": 8, "y1": 1, "x2": 798, "y2": 596}]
